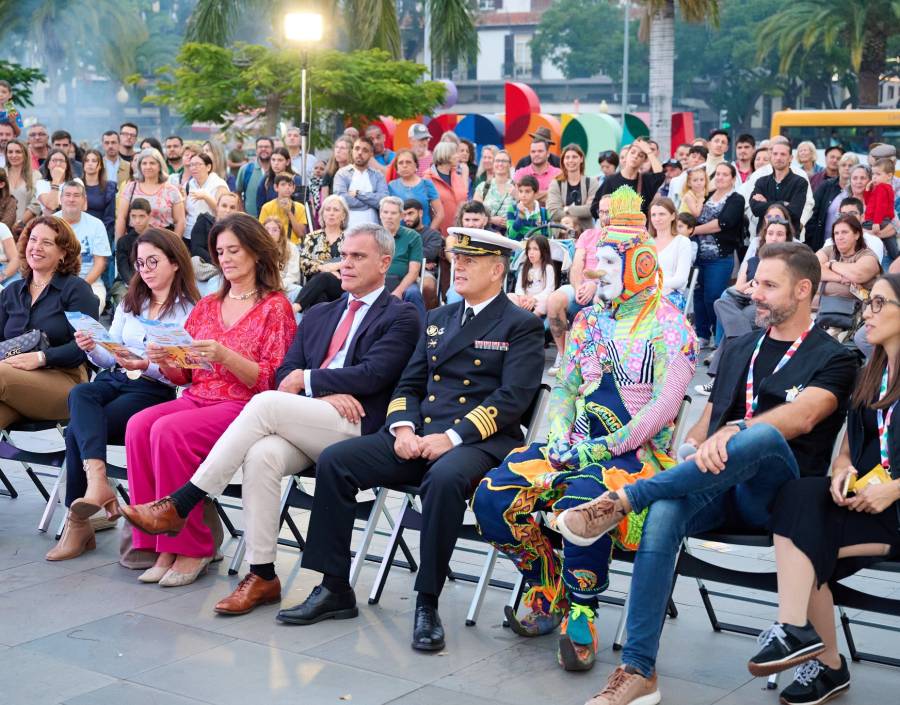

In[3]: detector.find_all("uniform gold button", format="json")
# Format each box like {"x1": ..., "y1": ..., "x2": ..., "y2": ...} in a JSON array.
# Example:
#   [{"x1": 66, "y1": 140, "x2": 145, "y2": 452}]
[
  {"x1": 454, "y1": 419, "x2": 460, "y2": 424},
  {"x1": 431, "y1": 355, "x2": 437, "y2": 361},
  {"x1": 424, "y1": 417, "x2": 432, "y2": 423},
  {"x1": 433, "y1": 374, "x2": 440, "y2": 381},
  {"x1": 459, "y1": 396, "x2": 466, "y2": 403},
  {"x1": 463, "y1": 379, "x2": 470, "y2": 386},
  {"x1": 428, "y1": 395, "x2": 435, "y2": 402},
  {"x1": 474, "y1": 359, "x2": 481, "y2": 366}
]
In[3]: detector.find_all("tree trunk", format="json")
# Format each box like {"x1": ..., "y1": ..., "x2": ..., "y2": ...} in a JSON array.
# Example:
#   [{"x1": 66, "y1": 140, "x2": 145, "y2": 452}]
[
  {"x1": 648, "y1": 1, "x2": 675, "y2": 157},
  {"x1": 264, "y1": 92, "x2": 282, "y2": 135},
  {"x1": 857, "y1": 27, "x2": 887, "y2": 107}
]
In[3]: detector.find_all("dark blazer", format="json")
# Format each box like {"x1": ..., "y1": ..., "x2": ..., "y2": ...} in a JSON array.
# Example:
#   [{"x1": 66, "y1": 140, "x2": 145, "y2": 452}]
[
  {"x1": 275, "y1": 287, "x2": 421, "y2": 435},
  {"x1": 805, "y1": 178, "x2": 843, "y2": 252},
  {"x1": 709, "y1": 326, "x2": 858, "y2": 476},
  {"x1": 0, "y1": 272, "x2": 98, "y2": 368},
  {"x1": 385, "y1": 294, "x2": 545, "y2": 461},
  {"x1": 847, "y1": 399, "x2": 900, "y2": 528}
]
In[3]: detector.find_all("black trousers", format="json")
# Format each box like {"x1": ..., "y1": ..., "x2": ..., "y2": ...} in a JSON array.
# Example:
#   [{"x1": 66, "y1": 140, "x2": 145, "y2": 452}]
[
  {"x1": 296, "y1": 271, "x2": 343, "y2": 310},
  {"x1": 64, "y1": 370, "x2": 174, "y2": 507},
  {"x1": 302, "y1": 429, "x2": 495, "y2": 596}
]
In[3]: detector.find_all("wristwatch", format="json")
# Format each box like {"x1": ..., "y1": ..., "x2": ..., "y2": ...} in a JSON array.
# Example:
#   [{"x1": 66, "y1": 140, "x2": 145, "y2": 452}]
[{"x1": 726, "y1": 419, "x2": 748, "y2": 432}]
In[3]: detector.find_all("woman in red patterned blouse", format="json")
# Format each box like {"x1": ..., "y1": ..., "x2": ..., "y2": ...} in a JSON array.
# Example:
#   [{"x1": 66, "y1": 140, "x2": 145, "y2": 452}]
[{"x1": 123, "y1": 213, "x2": 296, "y2": 587}]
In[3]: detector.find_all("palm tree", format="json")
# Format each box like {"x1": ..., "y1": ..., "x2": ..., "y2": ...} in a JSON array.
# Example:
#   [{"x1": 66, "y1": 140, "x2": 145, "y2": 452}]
[
  {"x1": 758, "y1": 0, "x2": 900, "y2": 107},
  {"x1": 642, "y1": 0, "x2": 719, "y2": 155},
  {"x1": 186, "y1": 0, "x2": 477, "y2": 68}
]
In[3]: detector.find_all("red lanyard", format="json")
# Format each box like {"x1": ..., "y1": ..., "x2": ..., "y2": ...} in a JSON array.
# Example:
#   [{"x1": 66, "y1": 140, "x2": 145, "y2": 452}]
[{"x1": 744, "y1": 322, "x2": 813, "y2": 419}]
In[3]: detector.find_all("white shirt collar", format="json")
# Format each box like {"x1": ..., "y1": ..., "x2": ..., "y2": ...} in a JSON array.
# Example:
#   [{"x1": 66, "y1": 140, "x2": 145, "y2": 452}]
[
  {"x1": 350, "y1": 285, "x2": 384, "y2": 308},
  {"x1": 463, "y1": 293, "x2": 500, "y2": 322}
]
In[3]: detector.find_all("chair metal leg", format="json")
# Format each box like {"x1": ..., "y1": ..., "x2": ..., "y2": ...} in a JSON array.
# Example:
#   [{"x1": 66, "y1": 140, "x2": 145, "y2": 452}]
[
  {"x1": 0, "y1": 467, "x2": 16, "y2": 497},
  {"x1": 767, "y1": 673, "x2": 780, "y2": 690},
  {"x1": 38, "y1": 465, "x2": 65, "y2": 533},
  {"x1": 349, "y1": 487, "x2": 389, "y2": 589},
  {"x1": 613, "y1": 590, "x2": 630, "y2": 650},
  {"x1": 25, "y1": 464, "x2": 51, "y2": 501},
  {"x1": 229, "y1": 535, "x2": 247, "y2": 576},
  {"x1": 214, "y1": 498, "x2": 240, "y2": 538},
  {"x1": 466, "y1": 546, "x2": 498, "y2": 627},
  {"x1": 368, "y1": 496, "x2": 411, "y2": 605}
]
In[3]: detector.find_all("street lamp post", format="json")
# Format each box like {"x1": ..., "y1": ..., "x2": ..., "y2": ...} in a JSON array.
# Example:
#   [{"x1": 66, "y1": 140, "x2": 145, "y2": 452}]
[
  {"x1": 284, "y1": 11, "x2": 324, "y2": 200},
  {"x1": 622, "y1": 0, "x2": 630, "y2": 125}
]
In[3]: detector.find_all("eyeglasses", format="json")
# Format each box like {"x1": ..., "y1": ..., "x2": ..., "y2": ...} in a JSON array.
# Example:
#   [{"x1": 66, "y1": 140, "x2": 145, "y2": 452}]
[
  {"x1": 765, "y1": 215, "x2": 789, "y2": 225},
  {"x1": 135, "y1": 256, "x2": 160, "y2": 272},
  {"x1": 862, "y1": 295, "x2": 900, "y2": 314}
]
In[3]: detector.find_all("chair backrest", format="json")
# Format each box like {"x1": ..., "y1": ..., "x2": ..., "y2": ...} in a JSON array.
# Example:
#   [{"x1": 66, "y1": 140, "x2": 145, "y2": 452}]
[
  {"x1": 521, "y1": 383, "x2": 552, "y2": 445},
  {"x1": 669, "y1": 395, "x2": 692, "y2": 455}
]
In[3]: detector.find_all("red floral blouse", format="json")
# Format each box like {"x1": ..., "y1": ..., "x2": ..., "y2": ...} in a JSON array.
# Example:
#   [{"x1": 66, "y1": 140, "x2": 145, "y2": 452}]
[{"x1": 183, "y1": 292, "x2": 296, "y2": 402}]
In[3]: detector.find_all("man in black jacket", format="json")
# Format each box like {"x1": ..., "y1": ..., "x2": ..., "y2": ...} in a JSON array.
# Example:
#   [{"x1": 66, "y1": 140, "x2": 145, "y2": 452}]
[
  {"x1": 121, "y1": 223, "x2": 421, "y2": 615},
  {"x1": 277, "y1": 228, "x2": 545, "y2": 653},
  {"x1": 750, "y1": 137, "x2": 809, "y2": 234}
]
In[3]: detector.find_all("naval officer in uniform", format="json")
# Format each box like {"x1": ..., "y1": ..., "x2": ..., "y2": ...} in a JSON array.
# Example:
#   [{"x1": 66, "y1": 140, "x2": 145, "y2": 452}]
[{"x1": 277, "y1": 227, "x2": 546, "y2": 651}]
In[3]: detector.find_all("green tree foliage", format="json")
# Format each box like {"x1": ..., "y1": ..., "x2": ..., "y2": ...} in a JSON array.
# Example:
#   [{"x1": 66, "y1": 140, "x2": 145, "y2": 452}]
[
  {"x1": 0, "y1": 60, "x2": 46, "y2": 107},
  {"x1": 531, "y1": 0, "x2": 648, "y2": 84},
  {"x1": 148, "y1": 43, "x2": 446, "y2": 139}
]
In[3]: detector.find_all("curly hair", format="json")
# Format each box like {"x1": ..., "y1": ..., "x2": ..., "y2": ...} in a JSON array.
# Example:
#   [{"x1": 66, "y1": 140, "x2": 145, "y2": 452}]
[{"x1": 18, "y1": 216, "x2": 82, "y2": 278}]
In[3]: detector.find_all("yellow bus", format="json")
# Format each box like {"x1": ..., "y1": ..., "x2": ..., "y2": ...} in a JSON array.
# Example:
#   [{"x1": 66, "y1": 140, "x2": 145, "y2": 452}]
[{"x1": 770, "y1": 109, "x2": 900, "y2": 156}]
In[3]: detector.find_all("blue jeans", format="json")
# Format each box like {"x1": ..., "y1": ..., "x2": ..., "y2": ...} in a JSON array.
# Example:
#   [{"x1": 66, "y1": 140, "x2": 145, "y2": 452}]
[
  {"x1": 694, "y1": 256, "x2": 733, "y2": 341},
  {"x1": 401, "y1": 285, "x2": 426, "y2": 319},
  {"x1": 619, "y1": 423, "x2": 799, "y2": 677},
  {"x1": 446, "y1": 285, "x2": 462, "y2": 305}
]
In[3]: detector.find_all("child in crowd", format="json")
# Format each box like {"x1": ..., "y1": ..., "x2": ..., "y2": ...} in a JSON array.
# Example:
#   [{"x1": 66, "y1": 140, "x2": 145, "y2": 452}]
[
  {"x1": 0, "y1": 80, "x2": 22, "y2": 137},
  {"x1": 506, "y1": 174, "x2": 549, "y2": 241},
  {"x1": 307, "y1": 159, "x2": 327, "y2": 226},
  {"x1": 262, "y1": 216, "x2": 302, "y2": 311},
  {"x1": 866, "y1": 158, "x2": 899, "y2": 261},
  {"x1": 509, "y1": 234, "x2": 556, "y2": 318},
  {"x1": 679, "y1": 166, "x2": 708, "y2": 217},
  {"x1": 258, "y1": 173, "x2": 307, "y2": 244},
  {"x1": 677, "y1": 211, "x2": 699, "y2": 263},
  {"x1": 559, "y1": 213, "x2": 582, "y2": 239},
  {"x1": 109, "y1": 198, "x2": 151, "y2": 308}
]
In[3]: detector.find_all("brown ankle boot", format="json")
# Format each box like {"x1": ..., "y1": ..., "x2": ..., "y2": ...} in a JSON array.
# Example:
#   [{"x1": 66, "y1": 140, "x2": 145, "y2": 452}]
[
  {"x1": 70, "y1": 461, "x2": 121, "y2": 520},
  {"x1": 46, "y1": 512, "x2": 97, "y2": 561}
]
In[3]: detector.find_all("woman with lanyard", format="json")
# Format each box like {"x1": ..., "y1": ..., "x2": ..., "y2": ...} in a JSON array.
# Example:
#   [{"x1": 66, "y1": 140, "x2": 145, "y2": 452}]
[
  {"x1": 474, "y1": 148, "x2": 516, "y2": 232},
  {"x1": 748, "y1": 272, "x2": 900, "y2": 705}
]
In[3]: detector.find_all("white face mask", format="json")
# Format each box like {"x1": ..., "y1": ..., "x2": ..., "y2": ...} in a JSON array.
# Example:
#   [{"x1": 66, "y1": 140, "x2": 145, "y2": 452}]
[{"x1": 591, "y1": 246, "x2": 624, "y2": 303}]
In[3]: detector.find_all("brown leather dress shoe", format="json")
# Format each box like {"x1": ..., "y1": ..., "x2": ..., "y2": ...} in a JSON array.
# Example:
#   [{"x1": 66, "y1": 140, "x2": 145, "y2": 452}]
[
  {"x1": 121, "y1": 497, "x2": 186, "y2": 536},
  {"x1": 215, "y1": 574, "x2": 282, "y2": 615}
]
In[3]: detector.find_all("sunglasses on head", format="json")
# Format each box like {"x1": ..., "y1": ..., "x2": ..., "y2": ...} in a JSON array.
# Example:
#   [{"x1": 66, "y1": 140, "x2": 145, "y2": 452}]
[
  {"x1": 765, "y1": 215, "x2": 789, "y2": 226},
  {"x1": 598, "y1": 151, "x2": 615, "y2": 161}
]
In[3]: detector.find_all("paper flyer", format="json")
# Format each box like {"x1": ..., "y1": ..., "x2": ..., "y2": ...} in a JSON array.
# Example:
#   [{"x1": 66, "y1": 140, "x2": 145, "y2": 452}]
[
  {"x1": 64, "y1": 311, "x2": 143, "y2": 361},
  {"x1": 137, "y1": 316, "x2": 213, "y2": 370}
]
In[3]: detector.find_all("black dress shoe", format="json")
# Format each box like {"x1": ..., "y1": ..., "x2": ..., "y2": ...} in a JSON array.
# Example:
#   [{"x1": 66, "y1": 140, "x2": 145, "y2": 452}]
[
  {"x1": 276, "y1": 584, "x2": 358, "y2": 625},
  {"x1": 411, "y1": 605, "x2": 445, "y2": 652}
]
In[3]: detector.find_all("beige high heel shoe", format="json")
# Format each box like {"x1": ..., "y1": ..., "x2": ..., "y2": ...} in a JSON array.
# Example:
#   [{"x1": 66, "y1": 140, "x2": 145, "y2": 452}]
[
  {"x1": 159, "y1": 556, "x2": 212, "y2": 587},
  {"x1": 70, "y1": 460, "x2": 122, "y2": 521},
  {"x1": 46, "y1": 512, "x2": 96, "y2": 561}
]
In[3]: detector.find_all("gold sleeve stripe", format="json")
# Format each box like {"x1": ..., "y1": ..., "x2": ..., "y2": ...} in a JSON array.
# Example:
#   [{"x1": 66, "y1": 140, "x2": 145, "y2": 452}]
[
  {"x1": 387, "y1": 398, "x2": 407, "y2": 414},
  {"x1": 466, "y1": 406, "x2": 498, "y2": 439}
]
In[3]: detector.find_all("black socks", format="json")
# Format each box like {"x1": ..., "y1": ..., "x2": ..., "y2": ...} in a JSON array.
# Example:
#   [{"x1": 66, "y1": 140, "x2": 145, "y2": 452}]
[
  {"x1": 169, "y1": 482, "x2": 208, "y2": 519},
  {"x1": 322, "y1": 574, "x2": 352, "y2": 594},
  {"x1": 416, "y1": 592, "x2": 438, "y2": 610},
  {"x1": 250, "y1": 563, "x2": 276, "y2": 581}
]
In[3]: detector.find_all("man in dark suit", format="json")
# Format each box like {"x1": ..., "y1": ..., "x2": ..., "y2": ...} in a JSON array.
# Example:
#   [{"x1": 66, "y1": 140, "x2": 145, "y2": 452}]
[
  {"x1": 276, "y1": 228, "x2": 546, "y2": 652},
  {"x1": 120, "y1": 223, "x2": 421, "y2": 615}
]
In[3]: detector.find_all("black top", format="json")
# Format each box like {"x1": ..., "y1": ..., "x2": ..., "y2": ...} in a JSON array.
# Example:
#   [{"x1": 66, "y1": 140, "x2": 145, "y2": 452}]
[
  {"x1": 564, "y1": 183, "x2": 582, "y2": 207},
  {"x1": 419, "y1": 226, "x2": 443, "y2": 263},
  {"x1": 0, "y1": 273, "x2": 99, "y2": 368},
  {"x1": 698, "y1": 191, "x2": 746, "y2": 259},
  {"x1": 806, "y1": 177, "x2": 844, "y2": 252},
  {"x1": 116, "y1": 230, "x2": 138, "y2": 284},
  {"x1": 745, "y1": 256, "x2": 760, "y2": 281},
  {"x1": 709, "y1": 326, "x2": 858, "y2": 476},
  {"x1": 189, "y1": 212, "x2": 215, "y2": 262},
  {"x1": 848, "y1": 397, "x2": 900, "y2": 528},
  {"x1": 749, "y1": 170, "x2": 809, "y2": 233},
  {"x1": 591, "y1": 171, "x2": 665, "y2": 217}
]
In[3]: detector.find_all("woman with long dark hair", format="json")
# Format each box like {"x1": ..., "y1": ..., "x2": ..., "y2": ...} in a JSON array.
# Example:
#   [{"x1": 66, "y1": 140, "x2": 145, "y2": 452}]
[
  {"x1": 47, "y1": 229, "x2": 200, "y2": 561},
  {"x1": 121, "y1": 213, "x2": 296, "y2": 587},
  {"x1": 35, "y1": 148, "x2": 74, "y2": 215},
  {"x1": 748, "y1": 272, "x2": 900, "y2": 704}
]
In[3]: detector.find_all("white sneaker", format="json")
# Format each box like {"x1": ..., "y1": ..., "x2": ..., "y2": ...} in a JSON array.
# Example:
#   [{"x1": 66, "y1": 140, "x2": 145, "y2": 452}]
[
  {"x1": 694, "y1": 381, "x2": 714, "y2": 397},
  {"x1": 548, "y1": 352, "x2": 562, "y2": 376}
]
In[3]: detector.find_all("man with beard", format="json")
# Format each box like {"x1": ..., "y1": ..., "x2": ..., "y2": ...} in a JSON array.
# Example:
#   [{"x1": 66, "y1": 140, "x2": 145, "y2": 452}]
[{"x1": 555, "y1": 241, "x2": 858, "y2": 705}]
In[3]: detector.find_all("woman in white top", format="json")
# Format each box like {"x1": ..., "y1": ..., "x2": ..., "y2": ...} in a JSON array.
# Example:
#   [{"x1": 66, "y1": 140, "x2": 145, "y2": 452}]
[
  {"x1": 262, "y1": 216, "x2": 302, "y2": 313},
  {"x1": 5, "y1": 139, "x2": 38, "y2": 231},
  {"x1": 184, "y1": 153, "x2": 229, "y2": 239},
  {"x1": 510, "y1": 235, "x2": 557, "y2": 316},
  {"x1": 0, "y1": 222, "x2": 20, "y2": 285},
  {"x1": 648, "y1": 196, "x2": 693, "y2": 310},
  {"x1": 47, "y1": 228, "x2": 200, "y2": 562},
  {"x1": 35, "y1": 149, "x2": 74, "y2": 215}
]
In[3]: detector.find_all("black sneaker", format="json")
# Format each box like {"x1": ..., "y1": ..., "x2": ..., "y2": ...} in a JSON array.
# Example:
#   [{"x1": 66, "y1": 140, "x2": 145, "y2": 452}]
[
  {"x1": 748, "y1": 621, "x2": 825, "y2": 677},
  {"x1": 779, "y1": 656, "x2": 850, "y2": 705}
]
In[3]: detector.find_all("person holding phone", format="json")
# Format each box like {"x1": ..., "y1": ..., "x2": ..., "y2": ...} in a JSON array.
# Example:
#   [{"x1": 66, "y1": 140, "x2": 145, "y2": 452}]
[{"x1": 746, "y1": 273, "x2": 900, "y2": 705}]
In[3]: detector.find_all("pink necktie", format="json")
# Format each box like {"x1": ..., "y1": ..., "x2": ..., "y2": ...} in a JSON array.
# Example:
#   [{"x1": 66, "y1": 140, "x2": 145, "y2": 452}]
[{"x1": 320, "y1": 299, "x2": 364, "y2": 368}]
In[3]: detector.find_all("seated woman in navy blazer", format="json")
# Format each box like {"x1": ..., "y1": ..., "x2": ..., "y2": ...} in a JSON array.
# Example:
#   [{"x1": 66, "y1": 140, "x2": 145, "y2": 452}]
[
  {"x1": 0, "y1": 215, "x2": 97, "y2": 426},
  {"x1": 46, "y1": 228, "x2": 200, "y2": 562}
]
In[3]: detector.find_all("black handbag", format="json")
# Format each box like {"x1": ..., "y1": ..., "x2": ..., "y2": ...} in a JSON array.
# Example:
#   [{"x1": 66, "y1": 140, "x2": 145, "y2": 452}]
[
  {"x1": 0, "y1": 329, "x2": 50, "y2": 359},
  {"x1": 815, "y1": 276, "x2": 860, "y2": 330}
]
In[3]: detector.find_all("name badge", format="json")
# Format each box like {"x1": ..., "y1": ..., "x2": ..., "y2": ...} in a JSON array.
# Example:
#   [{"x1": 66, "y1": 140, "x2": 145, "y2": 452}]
[{"x1": 474, "y1": 340, "x2": 509, "y2": 351}]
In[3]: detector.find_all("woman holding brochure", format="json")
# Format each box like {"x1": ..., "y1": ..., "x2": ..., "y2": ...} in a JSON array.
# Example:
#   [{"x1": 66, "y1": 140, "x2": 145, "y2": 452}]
[
  {"x1": 120, "y1": 213, "x2": 296, "y2": 587},
  {"x1": 46, "y1": 228, "x2": 200, "y2": 561}
]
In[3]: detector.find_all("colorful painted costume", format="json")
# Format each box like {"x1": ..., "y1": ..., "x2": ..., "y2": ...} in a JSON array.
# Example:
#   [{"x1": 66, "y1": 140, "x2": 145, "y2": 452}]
[{"x1": 472, "y1": 187, "x2": 698, "y2": 669}]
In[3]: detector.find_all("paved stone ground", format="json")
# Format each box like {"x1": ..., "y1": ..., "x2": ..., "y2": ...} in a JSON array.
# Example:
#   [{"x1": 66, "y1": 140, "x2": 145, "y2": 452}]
[{"x1": 1, "y1": 354, "x2": 898, "y2": 705}]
